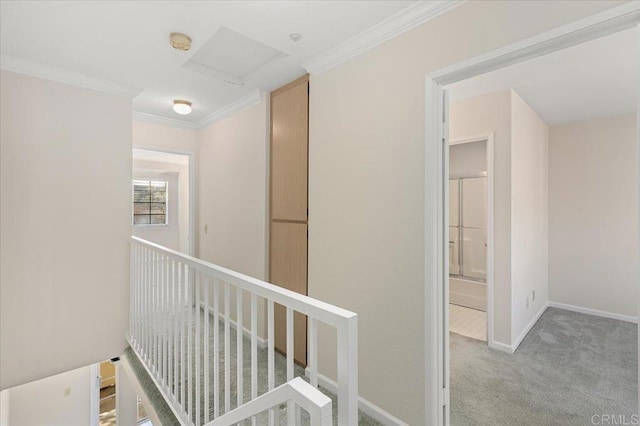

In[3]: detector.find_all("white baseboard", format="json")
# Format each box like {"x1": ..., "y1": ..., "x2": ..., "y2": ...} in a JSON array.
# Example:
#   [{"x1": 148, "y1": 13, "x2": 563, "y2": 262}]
[
  {"x1": 303, "y1": 368, "x2": 409, "y2": 426},
  {"x1": 547, "y1": 301, "x2": 637, "y2": 324},
  {"x1": 488, "y1": 340, "x2": 513, "y2": 354},
  {"x1": 199, "y1": 302, "x2": 268, "y2": 349},
  {"x1": 511, "y1": 302, "x2": 549, "y2": 353}
]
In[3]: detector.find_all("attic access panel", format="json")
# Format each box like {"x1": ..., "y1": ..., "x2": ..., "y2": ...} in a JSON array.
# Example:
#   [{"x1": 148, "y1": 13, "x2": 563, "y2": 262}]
[{"x1": 184, "y1": 26, "x2": 287, "y2": 85}]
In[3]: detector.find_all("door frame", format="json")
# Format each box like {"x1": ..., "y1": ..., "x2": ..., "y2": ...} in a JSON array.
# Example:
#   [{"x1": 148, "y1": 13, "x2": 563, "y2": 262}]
[
  {"x1": 448, "y1": 134, "x2": 495, "y2": 347},
  {"x1": 132, "y1": 146, "x2": 197, "y2": 257},
  {"x1": 424, "y1": 4, "x2": 640, "y2": 424}
]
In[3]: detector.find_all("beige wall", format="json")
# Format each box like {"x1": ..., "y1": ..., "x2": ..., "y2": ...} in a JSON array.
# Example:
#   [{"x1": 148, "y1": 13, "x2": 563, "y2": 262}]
[
  {"x1": 133, "y1": 121, "x2": 198, "y2": 154},
  {"x1": 549, "y1": 113, "x2": 638, "y2": 318},
  {"x1": 198, "y1": 99, "x2": 269, "y2": 338},
  {"x1": 0, "y1": 70, "x2": 132, "y2": 389},
  {"x1": 307, "y1": 1, "x2": 621, "y2": 422},
  {"x1": 4, "y1": 365, "x2": 93, "y2": 426},
  {"x1": 510, "y1": 91, "x2": 549, "y2": 342}
]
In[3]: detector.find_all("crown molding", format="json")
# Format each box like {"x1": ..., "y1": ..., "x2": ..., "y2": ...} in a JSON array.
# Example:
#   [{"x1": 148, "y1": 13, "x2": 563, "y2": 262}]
[
  {"x1": 196, "y1": 89, "x2": 262, "y2": 130},
  {"x1": 132, "y1": 111, "x2": 199, "y2": 130},
  {"x1": 303, "y1": 0, "x2": 466, "y2": 75},
  {"x1": 0, "y1": 54, "x2": 142, "y2": 99},
  {"x1": 132, "y1": 89, "x2": 263, "y2": 131}
]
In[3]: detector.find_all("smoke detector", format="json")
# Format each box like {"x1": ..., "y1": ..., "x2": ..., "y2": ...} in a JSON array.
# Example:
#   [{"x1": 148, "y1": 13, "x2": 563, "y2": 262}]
[{"x1": 170, "y1": 32, "x2": 192, "y2": 51}]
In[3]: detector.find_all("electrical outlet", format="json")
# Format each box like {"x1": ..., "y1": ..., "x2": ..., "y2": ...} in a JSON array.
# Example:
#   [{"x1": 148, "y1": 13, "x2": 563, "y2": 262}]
[
  {"x1": 532, "y1": 290, "x2": 536, "y2": 302},
  {"x1": 526, "y1": 296, "x2": 530, "y2": 308}
]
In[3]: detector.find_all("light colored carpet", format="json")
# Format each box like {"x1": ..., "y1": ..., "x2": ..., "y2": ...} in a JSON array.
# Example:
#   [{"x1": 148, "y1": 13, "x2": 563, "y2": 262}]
[
  {"x1": 124, "y1": 308, "x2": 382, "y2": 426},
  {"x1": 451, "y1": 307, "x2": 637, "y2": 425}
]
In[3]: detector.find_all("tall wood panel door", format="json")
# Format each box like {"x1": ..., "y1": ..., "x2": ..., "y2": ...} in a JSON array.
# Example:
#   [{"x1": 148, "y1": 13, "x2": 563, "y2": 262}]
[{"x1": 270, "y1": 75, "x2": 309, "y2": 366}]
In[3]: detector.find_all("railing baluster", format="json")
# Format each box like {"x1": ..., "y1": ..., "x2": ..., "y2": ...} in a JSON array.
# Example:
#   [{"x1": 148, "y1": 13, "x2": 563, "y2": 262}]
[
  {"x1": 137, "y1": 245, "x2": 142, "y2": 350},
  {"x1": 161, "y1": 254, "x2": 166, "y2": 386},
  {"x1": 172, "y1": 259, "x2": 177, "y2": 399},
  {"x1": 213, "y1": 278, "x2": 220, "y2": 419},
  {"x1": 143, "y1": 247, "x2": 148, "y2": 361},
  {"x1": 130, "y1": 242, "x2": 134, "y2": 343},
  {"x1": 154, "y1": 251, "x2": 159, "y2": 375},
  {"x1": 250, "y1": 293, "x2": 257, "y2": 426},
  {"x1": 267, "y1": 299, "x2": 275, "y2": 426},
  {"x1": 204, "y1": 276, "x2": 210, "y2": 424},
  {"x1": 188, "y1": 265, "x2": 193, "y2": 424},
  {"x1": 286, "y1": 307, "x2": 294, "y2": 426},
  {"x1": 195, "y1": 271, "x2": 201, "y2": 426},
  {"x1": 236, "y1": 287, "x2": 244, "y2": 408},
  {"x1": 165, "y1": 254, "x2": 170, "y2": 389},
  {"x1": 309, "y1": 317, "x2": 318, "y2": 387},
  {"x1": 179, "y1": 262, "x2": 186, "y2": 414},
  {"x1": 224, "y1": 282, "x2": 231, "y2": 413}
]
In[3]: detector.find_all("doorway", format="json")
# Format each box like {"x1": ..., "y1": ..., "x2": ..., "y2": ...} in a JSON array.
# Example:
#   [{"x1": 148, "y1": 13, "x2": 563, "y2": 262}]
[
  {"x1": 132, "y1": 148, "x2": 194, "y2": 256},
  {"x1": 424, "y1": 7, "x2": 640, "y2": 425},
  {"x1": 448, "y1": 136, "x2": 494, "y2": 344}
]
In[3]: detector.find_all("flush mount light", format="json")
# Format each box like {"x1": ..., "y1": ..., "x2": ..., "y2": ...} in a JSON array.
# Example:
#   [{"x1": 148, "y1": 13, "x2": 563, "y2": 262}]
[
  {"x1": 173, "y1": 100, "x2": 192, "y2": 115},
  {"x1": 289, "y1": 33, "x2": 302, "y2": 42},
  {"x1": 170, "y1": 32, "x2": 192, "y2": 51}
]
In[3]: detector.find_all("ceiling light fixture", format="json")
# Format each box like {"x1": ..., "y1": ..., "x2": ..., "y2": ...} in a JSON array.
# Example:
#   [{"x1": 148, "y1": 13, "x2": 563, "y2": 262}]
[
  {"x1": 289, "y1": 33, "x2": 302, "y2": 42},
  {"x1": 170, "y1": 32, "x2": 192, "y2": 51},
  {"x1": 173, "y1": 100, "x2": 192, "y2": 115}
]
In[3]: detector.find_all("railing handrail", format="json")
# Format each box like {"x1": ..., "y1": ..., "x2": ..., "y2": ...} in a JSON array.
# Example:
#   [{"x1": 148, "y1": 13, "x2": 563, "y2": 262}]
[
  {"x1": 204, "y1": 378, "x2": 332, "y2": 426},
  {"x1": 132, "y1": 236, "x2": 356, "y2": 328}
]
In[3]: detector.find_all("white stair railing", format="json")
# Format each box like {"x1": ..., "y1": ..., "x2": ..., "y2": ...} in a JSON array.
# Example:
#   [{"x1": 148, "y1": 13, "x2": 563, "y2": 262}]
[
  {"x1": 127, "y1": 237, "x2": 358, "y2": 426},
  {"x1": 205, "y1": 378, "x2": 332, "y2": 426}
]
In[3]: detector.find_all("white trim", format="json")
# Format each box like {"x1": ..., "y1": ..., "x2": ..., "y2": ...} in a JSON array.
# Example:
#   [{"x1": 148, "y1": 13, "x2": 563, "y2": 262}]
[
  {"x1": 425, "y1": 4, "x2": 640, "y2": 424},
  {"x1": 0, "y1": 54, "x2": 142, "y2": 99},
  {"x1": 303, "y1": 1, "x2": 466, "y2": 75},
  {"x1": 511, "y1": 302, "x2": 548, "y2": 353},
  {"x1": 132, "y1": 90, "x2": 262, "y2": 131},
  {"x1": 430, "y1": 2, "x2": 640, "y2": 85},
  {"x1": 89, "y1": 364, "x2": 100, "y2": 426},
  {"x1": 548, "y1": 301, "x2": 638, "y2": 324},
  {"x1": 488, "y1": 340, "x2": 512, "y2": 354},
  {"x1": 196, "y1": 89, "x2": 262, "y2": 130},
  {"x1": 132, "y1": 111, "x2": 198, "y2": 130},
  {"x1": 424, "y1": 77, "x2": 445, "y2": 425},
  {"x1": 303, "y1": 369, "x2": 409, "y2": 426},
  {"x1": 199, "y1": 302, "x2": 268, "y2": 349}
]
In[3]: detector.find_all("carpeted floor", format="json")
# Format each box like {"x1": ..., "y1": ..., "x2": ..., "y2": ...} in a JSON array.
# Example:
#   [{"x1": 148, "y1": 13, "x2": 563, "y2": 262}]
[{"x1": 451, "y1": 307, "x2": 637, "y2": 425}]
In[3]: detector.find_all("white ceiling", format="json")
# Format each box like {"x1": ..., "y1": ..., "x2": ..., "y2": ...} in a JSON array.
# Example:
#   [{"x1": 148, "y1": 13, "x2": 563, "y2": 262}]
[
  {"x1": 449, "y1": 28, "x2": 638, "y2": 125},
  {"x1": 133, "y1": 149, "x2": 189, "y2": 166},
  {"x1": 0, "y1": 0, "x2": 413, "y2": 123}
]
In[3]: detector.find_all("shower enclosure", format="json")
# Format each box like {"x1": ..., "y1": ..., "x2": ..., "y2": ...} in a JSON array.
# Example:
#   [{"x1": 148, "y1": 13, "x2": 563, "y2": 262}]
[{"x1": 450, "y1": 174, "x2": 488, "y2": 309}]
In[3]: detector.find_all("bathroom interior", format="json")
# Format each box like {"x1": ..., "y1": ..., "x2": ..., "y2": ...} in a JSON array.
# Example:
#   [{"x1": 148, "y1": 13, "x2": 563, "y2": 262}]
[{"x1": 449, "y1": 139, "x2": 488, "y2": 342}]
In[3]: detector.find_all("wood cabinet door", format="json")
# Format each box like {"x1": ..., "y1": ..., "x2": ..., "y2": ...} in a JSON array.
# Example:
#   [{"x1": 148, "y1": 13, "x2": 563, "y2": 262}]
[{"x1": 269, "y1": 75, "x2": 309, "y2": 366}]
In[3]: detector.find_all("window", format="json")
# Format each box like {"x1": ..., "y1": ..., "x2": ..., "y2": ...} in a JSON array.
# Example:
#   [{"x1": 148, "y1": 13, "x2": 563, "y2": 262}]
[{"x1": 133, "y1": 180, "x2": 167, "y2": 226}]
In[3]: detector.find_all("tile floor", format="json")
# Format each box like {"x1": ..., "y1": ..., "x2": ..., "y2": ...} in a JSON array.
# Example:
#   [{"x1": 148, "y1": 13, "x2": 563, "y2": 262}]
[{"x1": 450, "y1": 304, "x2": 486, "y2": 341}]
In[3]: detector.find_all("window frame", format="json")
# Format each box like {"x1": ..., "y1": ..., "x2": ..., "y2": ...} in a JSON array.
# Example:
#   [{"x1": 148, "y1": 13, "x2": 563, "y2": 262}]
[{"x1": 132, "y1": 178, "x2": 169, "y2": 227}]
